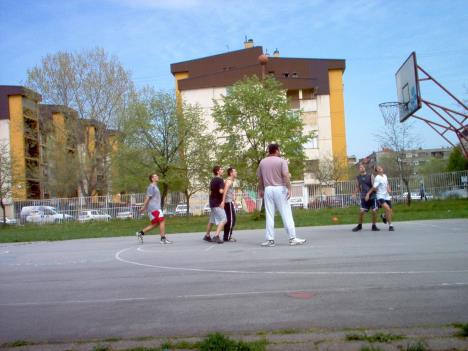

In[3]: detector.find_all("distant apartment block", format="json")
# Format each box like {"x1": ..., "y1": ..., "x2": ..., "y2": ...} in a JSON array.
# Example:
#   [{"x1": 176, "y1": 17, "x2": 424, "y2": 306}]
[
  {"x1": 171, "y1": 40, "x2": 348, "y2": 183},
  {"x1": 0, "y1": 85, "x2": 117, "y2": 201},
  {"x1": 359, "y1": 147, "x2": 452, "y2": 174}
]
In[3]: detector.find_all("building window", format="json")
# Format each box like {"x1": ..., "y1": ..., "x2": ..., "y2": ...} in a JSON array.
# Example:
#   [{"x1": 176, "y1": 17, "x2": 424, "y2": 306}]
[
  {"x1": 287, "y1": 90, "x2": 300, "y2": 109},
  {"x1": 304, "y1": 135, "x2": 318, "y2": 149}
]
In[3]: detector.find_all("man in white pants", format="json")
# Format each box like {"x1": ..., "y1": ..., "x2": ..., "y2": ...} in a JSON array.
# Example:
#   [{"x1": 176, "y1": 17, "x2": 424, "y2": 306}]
[{"x1": 257, "y1": 143, "x2": 307, "y2": 247}]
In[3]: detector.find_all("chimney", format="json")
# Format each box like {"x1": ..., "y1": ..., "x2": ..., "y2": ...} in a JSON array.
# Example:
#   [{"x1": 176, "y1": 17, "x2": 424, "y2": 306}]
[
  {"x1": 273, "y1": 48, "x2": 280, "y2": 57},
  {"x1": 244, "y1": 38, "x2": 254, "y2": 49}
]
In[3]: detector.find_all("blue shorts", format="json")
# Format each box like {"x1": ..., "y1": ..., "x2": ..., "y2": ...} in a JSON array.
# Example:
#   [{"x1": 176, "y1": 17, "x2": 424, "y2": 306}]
[
  {"x1": 377, "y1": 199, "x2": 392, "y2": 208},
  {"x1": 360, "y1": 198, "x2": 378, "y2": 212}
]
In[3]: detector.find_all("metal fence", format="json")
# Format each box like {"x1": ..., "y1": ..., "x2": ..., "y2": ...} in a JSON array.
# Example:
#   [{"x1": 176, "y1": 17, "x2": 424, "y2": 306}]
[{"x1": 4, "y1": 170, "x2": 468, "y2": 225}]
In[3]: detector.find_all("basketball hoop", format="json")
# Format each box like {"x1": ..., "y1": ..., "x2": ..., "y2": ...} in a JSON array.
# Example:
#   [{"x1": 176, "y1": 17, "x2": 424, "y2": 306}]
[{"x1": 379, "y1": 102, "x2": 406, "y2": 125}]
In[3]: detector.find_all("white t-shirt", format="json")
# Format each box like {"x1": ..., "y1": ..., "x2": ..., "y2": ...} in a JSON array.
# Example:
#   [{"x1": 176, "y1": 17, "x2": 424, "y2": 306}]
[{"x1": 373, "y1": 174, "x2": 391, "y2": 200}]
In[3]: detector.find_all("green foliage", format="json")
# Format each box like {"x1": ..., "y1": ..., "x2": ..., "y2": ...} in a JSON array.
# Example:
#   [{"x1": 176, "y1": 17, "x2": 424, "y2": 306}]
[
  {"x1": 212, "y1": 75, "x2": 313, "y2": 186},
  {"x1": 453, "y1": 322, "x2": 468, "y2": 337},
  {"x1": 447, "y1": 146, "x2": 468, "y2": 171},
  {"x1": 92, "y1": 344, "x2": 110, "y2": 351},
  {"x1": 360, "y1": 346, "x2": 384, "y2": 351},
  {"x1": 198, "y1": 332, "x2": 267, "y2": 351},
  {"x1": 405, "y1": 340, "x2": 428, "y2": 351},
  {"x1": 115, "y1": 88, "x2": 214, "y2": 209},
  {"x1": 2, "y1": 340, "x2": 32, "y2": 347},
  {"x1": 346, "y1": 332, "x2": 404, "y2": 343},
  {"x1": 417, "y1": 157, "x2": 448, "y2": 175}
]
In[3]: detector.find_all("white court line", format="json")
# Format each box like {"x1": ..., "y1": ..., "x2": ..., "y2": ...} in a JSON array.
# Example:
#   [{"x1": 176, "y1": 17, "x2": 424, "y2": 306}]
[
  {"x1": 0, "y1": 297, "x2": 147, "y2": 307},
  {"x1": 115, "y1": 247, "x2": 468, "y2": 276},
  {"x1": 204, "y1": 245, "x2": 215, "y2": 251},
  {"x1": 3, "y1": 283, "x2": 468, "y2": 307},
  {"x1": 0, "y1": 250, "x2": 9, "y2": 254}
]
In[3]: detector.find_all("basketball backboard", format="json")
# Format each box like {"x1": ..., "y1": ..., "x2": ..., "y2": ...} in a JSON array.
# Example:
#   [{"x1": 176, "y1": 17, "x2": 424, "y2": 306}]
[{"x1": 395, "y1": 52, "x2": 421, "y2": 122}]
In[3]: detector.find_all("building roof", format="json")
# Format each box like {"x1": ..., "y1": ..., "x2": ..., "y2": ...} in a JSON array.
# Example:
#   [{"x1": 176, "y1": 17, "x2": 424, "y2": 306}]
[
  {"x1": 171, "y1": 47, "x2": 345, "y2": 94},
  {"x1": 0, "y1": 85, "x2": 42, "y2": 120}
]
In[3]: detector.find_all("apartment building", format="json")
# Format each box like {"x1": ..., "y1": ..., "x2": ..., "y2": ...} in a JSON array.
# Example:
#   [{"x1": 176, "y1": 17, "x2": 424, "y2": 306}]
[
  {"x1": 171, "y1": 40, "x2": 347, "y2": 183},
  {"x1": 0, "y1": 85, "x2": 117, "y2": 202}
]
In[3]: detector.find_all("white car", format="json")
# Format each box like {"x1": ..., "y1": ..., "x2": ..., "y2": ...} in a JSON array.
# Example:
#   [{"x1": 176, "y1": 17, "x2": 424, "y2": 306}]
[
  {"x1": 175, "y1": 203, "x2": 192, "y2": 216},
  {"x1": 289, "y1": 196, "x2": 304, "y2": 208},
  {"x1": 78, "y1": 210, "x2": 111, "y2": 222},
  {"x1": 116, "y1": 211, "x2": 133, "y2": 219},
  {"x1": 25, "y1": 207, "x2": 73, "y2": 224}
]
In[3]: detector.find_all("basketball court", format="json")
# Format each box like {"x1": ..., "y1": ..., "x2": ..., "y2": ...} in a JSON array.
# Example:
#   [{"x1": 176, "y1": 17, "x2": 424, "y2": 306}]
[{"x1": 1, "y1": 219, "x2": 467, "y2": 343}]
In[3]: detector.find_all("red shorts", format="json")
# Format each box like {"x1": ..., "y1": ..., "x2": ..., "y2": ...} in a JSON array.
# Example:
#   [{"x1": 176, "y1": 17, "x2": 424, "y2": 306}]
[{"x1": 149, "y1": 210, "x2": 165, "y2": 225}]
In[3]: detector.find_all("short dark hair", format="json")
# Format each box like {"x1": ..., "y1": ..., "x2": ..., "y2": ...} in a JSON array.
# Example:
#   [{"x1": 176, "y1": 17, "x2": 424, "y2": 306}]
[
  {"x1": 227, "y1": 167, "x2": 235, "y2": 176},
  {"x1": 212, "y1": 165, "x2": 221, "y2": 175},
  {"x1": 149, "y1": 174, "x2": 156, "y2": 182},
  {"x1": 268, "y1": 143, "x2": 280, "y2": 155}
]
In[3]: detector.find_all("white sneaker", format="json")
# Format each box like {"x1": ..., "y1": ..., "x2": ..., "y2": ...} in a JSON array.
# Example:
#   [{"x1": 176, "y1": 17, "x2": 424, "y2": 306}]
[
  {"x1": 261, "y1": 240, "x2": 275, "y2": 247},
  {"x1": 289, "y1": 237, "x2": 306, "y2": 246},
  {"x1": 136, "y1": 231, "x2": 144, "y2": 243}
]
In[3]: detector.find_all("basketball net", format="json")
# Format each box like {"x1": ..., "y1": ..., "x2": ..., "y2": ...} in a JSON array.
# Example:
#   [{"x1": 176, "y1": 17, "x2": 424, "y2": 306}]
[{"x1": 379, "y1": 102, "x2": 405, "y2": 125}]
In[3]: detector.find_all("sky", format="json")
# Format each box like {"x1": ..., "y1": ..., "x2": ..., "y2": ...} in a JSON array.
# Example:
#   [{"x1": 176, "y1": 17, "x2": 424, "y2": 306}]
[{"x1": 1, "y1": 0, "x2": 467, "y2": 159}]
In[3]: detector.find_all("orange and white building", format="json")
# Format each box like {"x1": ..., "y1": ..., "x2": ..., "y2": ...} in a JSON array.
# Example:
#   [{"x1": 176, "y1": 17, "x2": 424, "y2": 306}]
[{"x1": 171, "y1": 40, "x2": 347, "y2": 183}]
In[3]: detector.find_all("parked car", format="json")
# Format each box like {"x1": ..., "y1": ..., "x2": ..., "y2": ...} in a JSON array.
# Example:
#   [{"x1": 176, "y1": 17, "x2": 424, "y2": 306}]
[
  {"x1": 203, "y1": 203, "x2": 211, "y2": 215},
  {"x1": 440, "y1": 189, "x2": 468, "y2": 199},
  {"x1": 22, "y1": 206, "x2": 73, "y2": 224},
  {"x1": 116, "y1": 210, "x2": 133, "y2": 219},
  {"x1": 289, "y1": 196, "x2": 304, "y2": 208},
  {"x1": 175, "y1": 203, "x2": 193, "y2": 216},
  {"x1": 78, "y1": 210, "x2": 111, "y2": 222}
]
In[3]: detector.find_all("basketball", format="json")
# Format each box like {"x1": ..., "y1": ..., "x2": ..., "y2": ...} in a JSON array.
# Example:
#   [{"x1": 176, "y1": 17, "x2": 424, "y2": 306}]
[{"x1": 332, "y1": 216, "x2": 339, "y2": 223}]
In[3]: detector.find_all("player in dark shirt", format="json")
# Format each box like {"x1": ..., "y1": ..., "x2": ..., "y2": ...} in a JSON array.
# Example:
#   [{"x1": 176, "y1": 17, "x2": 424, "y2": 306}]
[
  {"x1": 203, "y1": 165, "x2": 227, "y2": 243},
  {"x1": 352, "y1": 164, "x2": 380, "y2": 232}
]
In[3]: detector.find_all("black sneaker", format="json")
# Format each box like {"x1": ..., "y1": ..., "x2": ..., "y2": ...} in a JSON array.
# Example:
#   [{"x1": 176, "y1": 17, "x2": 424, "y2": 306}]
[
  {"x1": 380, "y1": 213, "x2": 387, "y2": 224},
  {"x1": 372, "y1": 224, "x2": 380, "y2": 231},
  {"x1": 160, "y1": 237, "x2": 173, "y2": 244},
  {"x1": 352, "y1": 224, "x2": 362, "y2": 232},
  {"x1": 213, "y1": 236, "x2": 224, "y2": 244},
  {"x1": 389, "y1": 226, "x2": 394, "y2": 231},
  {"x1": 203, "y1": 235, "x2": 212, "y2": 242}
]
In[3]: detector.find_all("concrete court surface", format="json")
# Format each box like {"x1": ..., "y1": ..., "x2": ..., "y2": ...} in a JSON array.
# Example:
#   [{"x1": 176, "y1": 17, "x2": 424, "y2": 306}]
[{"x1": 0, "y1": 218, "x2": 467, "y2": 343}]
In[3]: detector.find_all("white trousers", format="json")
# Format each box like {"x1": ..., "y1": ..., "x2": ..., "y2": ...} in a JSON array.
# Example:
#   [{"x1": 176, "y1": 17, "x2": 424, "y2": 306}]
[{"x1": 264, "y1": 186, "x2": 296, "y2": 240}]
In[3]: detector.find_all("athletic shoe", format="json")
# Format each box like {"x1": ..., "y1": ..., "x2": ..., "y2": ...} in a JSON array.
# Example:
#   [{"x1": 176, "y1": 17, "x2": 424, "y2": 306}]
[
  {"x1": 203, "y1": 235, "x2": 212, "y2": 242},
  {"x1": 389, "y1": 226, "x2": 395, "y2": 231},
  {"x1": 160, "y1": 237, "x2": 173, "y2": 244},
  {"x1": 227, "y1": 237, "x2": 237, "y2": 242},
  {"x1": 352, "y1": 224, "x2": 362, "y2": 232},
  {"x1": 289, "y1": 237, "x2": 307, "y2": 246},
  {"x1": 261, "y1": 240, "x2": 275, "y2": 247},
  {"x1": 213, "y1": 236, "x2": 224, "y2": 244},
  {"x1": 380, "y1": 213, "x2": 387, "y2": 224},
  {"x1": 371, "y1": 224, "x2": 380, "y2": 231},
  {"x1": 136, "y1": 231, "x2": 144, "y2": 243}
]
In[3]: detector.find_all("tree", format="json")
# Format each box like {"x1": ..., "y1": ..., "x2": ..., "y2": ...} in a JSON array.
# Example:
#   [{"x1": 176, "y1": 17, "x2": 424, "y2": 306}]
[
  {"x1": 212, "y1": 75, "x2": 314, "y2": 187},
  {"x1": 376, "y1": 112, "x2": 419, "y2": 205},
  {"x1": 116, "y1": 88, "x2": 211, "y2": 208},
  {"x1": 417, "y1": 157, "x2": 448, "y2": 175},
  {"x1": 0, "y1": 142, "x2": 20, "y2": 224},
  {"x1": 179, "y1": 104, "x2": 216, "y2": 213},
  {"x1": 312, "y1": 155, "x2": 349, "y2": 201},
  {"x1": 447, "y1": 146, "x2": 468, "y2": 171},
  {"x1": 26, "y1": 48, "x2": 134, "y2": 196}
]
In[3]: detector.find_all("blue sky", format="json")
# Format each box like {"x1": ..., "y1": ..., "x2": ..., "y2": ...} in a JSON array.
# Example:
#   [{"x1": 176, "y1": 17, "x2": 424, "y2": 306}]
[{"x1": 1, "y1": 0, "x2": 467, "y2": 158}]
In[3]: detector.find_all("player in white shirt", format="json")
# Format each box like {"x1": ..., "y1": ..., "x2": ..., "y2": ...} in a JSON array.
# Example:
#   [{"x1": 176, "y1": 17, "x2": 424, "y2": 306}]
[{"x1": 365, "y1": 165, "x2": 394, "y2": 231}]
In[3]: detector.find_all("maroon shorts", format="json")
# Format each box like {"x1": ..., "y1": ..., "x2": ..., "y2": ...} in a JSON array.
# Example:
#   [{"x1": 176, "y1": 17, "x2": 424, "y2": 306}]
[{"x1": 149, "y1": 210, "x2": 165, "y2": 225}]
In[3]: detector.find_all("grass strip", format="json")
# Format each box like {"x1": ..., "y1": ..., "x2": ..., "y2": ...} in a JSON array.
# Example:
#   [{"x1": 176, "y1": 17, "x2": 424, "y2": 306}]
[{"x1": 0, "y1": 199, "x2": 466, "y2": 243}]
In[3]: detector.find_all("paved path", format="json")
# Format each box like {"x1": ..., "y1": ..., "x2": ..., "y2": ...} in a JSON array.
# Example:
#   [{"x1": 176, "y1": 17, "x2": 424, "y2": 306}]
[{"x1": 0, "y1": 219, "x2": 467, "y2": 343}]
